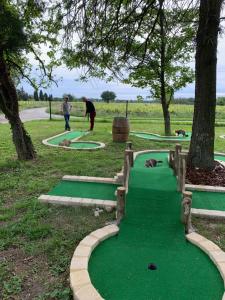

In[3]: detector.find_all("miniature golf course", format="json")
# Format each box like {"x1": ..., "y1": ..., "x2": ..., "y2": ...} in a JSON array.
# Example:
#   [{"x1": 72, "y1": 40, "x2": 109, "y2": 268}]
[
  {"x1": 48, "y1": 180, "x2": 118, "y2": 201},
  {"x1": 88, "y1": 152, "x2": 224, "y2": 299},
  {"x1": 130, "y1": 131, "x2": 191, "y2": 141},
  {"x1": 44, "y1": 131, "x2": 105, "y2": 149}
]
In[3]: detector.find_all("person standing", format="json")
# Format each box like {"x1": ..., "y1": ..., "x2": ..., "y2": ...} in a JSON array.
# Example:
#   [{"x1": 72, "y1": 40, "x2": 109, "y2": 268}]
[
  {"x1": 82, "y1": 97, "x2": 96, "y2": 131},
  {"x1": 61, "y1": 96, "x2": 72, "y2": 131}
]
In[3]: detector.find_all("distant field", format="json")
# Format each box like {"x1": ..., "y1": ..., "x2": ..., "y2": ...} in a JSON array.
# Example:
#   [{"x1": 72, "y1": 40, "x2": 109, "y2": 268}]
[{"x1": 18, "y1": 100, "x2": 225, "y2": 121}]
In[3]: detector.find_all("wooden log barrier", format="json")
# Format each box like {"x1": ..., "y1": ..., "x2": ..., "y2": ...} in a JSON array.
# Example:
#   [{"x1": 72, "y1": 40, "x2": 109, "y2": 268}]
[
  {"x1": 123, "y1": 149, "x2": 134, "y2": 187},
  {"x1": 177, "y1": 152, "x2": 187, "y2": 192},
  {"x1": 116, "y1": 187, "x2": 126, "y2": 224},
  {"x1": 174, "y1": 144, "x2": 182, "y2": 175},
  {"x1": 169, "y1": 150, "x2": 175, "y2": 169},
  {"x1": 181, "y1": 191, "x2": 193, "y2": 234}
]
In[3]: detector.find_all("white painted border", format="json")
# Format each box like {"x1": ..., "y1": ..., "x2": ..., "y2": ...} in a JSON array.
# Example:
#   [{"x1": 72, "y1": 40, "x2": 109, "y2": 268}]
[
  {"x1": 191, "y1": 208, "x2": 225, "y2": 219},
  {"x1": 130, "y1": 131, "x2": 191, "y2": 142},
  {"x1": 38, "y1": 194, "x2": 116, "y2": 208},
  {"x1": 63, "y1": 175, "x2": 118, "y2": 184},
  {"x1": 186, "y1": 184, "x2": 225, "y2": 193},
  {"x1": 42, "y1": 131, "x2": 105, "y2": 150},
  {"x1": 70, "y1": 224, "x2": 119, "y2": 300},
  {"x1": 186, "y1": 232, "x2": 225, "y2": 291}
]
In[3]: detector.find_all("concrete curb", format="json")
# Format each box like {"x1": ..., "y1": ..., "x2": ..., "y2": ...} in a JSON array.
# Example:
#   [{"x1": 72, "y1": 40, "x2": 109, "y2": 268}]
[
  {"x1": 70, "y1": 224, "x2": 119, "y2": 299},
  {"x1": 186, "y1": 232, "x2": 225, "y2": 290},
  {"x1": 191, "y1": 208, "x2": 225, "y2": 219},
  {"x1": 62, "y1": 175, "x2": 118, "y2": 184}
]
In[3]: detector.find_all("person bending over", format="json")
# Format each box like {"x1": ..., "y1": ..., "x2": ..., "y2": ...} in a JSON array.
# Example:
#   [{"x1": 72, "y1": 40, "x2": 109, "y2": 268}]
[
  {"x1": 82, "y1": 97, "x2": 96, "y2": 131},
  {"x1": 61, "y1": 96, "x2": 72, "y2": 131}
]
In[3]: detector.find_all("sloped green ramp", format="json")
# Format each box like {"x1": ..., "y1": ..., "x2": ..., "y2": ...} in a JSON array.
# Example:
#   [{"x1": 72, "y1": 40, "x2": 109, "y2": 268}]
[
  {"x1": 89, "y1": 152, "x2": 224, "y2": 299},
  {"x1": 48, "y1": 180, "x2": 118, "y2": 201},
  {"x1": 131, "y1": 131, "x2": 191, "y2": 141}
]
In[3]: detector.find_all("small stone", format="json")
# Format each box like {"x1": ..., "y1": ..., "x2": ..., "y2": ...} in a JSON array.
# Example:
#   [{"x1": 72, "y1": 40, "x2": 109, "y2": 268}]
[
  {"x1": 94, "y1": 211, "x2": 99, "y2": 217},
  {"x1": 105, "y1": 206, "x2": 113, "y2": 212}
]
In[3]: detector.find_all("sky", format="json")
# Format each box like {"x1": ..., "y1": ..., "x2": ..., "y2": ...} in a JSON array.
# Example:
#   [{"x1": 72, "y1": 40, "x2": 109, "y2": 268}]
[{"x1": 22, "y1": 27, "x2": 225, "y2": 101}]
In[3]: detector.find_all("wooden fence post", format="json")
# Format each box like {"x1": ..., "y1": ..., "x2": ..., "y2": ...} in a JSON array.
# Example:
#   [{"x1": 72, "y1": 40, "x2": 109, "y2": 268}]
[
  {"x1": 169, "y1": 150, "x2": 175, "y2": 169},
  {"x1": 177, "y1": 152, "x2": 187, "y2": 192},
  {"x1": 126, "y1": 141, "x2": 132, "y2": 150},
  {"x1": 174, "y1": 144, "x2": 182, "y2": 175},
  {"x1": 181, "y1": 191, "x2": 193, "y2": 234},
  {"x1": 116, "y1": 187, "x2": 126, "y2": 224},
  {"x1": 123, "y1": 149, "x2": 134, "y2": 186}
]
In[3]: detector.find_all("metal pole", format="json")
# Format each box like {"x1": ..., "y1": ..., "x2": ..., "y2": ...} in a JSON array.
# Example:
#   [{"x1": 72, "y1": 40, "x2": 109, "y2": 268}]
[
  {"x1": 125, "y1": 100, "x2": 128, "y2": 118},
  {"x1": 49, "y1": 99, "x2": 52, "y2": 120}
]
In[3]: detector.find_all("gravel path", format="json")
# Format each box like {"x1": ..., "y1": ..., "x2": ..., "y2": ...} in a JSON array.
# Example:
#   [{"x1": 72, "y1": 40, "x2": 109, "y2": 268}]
[{"x1": 0, "y1": 107, "x2": 62, "y2": 124}]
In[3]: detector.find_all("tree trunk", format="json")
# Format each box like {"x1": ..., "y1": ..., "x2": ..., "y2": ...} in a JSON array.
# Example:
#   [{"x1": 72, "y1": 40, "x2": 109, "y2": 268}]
[
  {"x1": 159, "y1": 0, "x2": 171, "y2": 136},
  {"x1": 188, "y1": 0, "x2": 223, "y2": 169},
  {"x1": 0, "y1": 49, "x2": 36, "y2": 160},
  {"x1": 162, "y1": 101, "x2": 171, "y2": 136}
]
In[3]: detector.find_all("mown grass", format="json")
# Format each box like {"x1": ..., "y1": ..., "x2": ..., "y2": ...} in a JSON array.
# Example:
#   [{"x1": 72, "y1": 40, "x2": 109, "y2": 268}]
[
  {"x1": 1, "y1": 117, "x2": 225, "y2": 299},
  {"x1": 18, "y1": 100, "x2": 225, "y2": 121}
]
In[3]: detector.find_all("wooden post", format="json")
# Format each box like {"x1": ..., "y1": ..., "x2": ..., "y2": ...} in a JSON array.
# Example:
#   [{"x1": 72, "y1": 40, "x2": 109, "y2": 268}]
[
  {"x1": 177, "y1": 152, "x2": 187, "y2": 192},
  {"x1": 181, "y1": 191, "x2": 192, "y2": 234},
  {"x1": 125, "y1": 149, "x2": 134, "y2": 167},
  {"x1": 116, "y1": 187, "x2": 126, "y2": 224},
  {"x1": 169, "y1": 150, "x2": 175, "y2": 169},
  {"x1": 123, "y1": 151, "x2": 128, "y2": 186},
  {"x1": 174, "y1": 144, "x2": 182, "y2": 175},
  {"x1": 126, "y1": 141, "x2": 132, "y2": 150}
]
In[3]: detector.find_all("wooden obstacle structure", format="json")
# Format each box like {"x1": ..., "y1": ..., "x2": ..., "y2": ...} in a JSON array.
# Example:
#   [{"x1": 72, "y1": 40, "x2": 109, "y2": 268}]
[
  {"x1": 116, "y1": 142, "x2": 134, "y2": 224},
  {"x1": 181, "y1": 191, "x2": 193, "y2": 234},
  {"x1": 169, "y1": 145, "x2": 193, "y2": 234}
]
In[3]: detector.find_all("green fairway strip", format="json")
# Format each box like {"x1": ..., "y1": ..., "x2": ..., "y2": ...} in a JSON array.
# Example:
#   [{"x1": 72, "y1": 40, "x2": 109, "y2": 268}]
[
  {"x1": 191, "y1": 154, "x2": 225, "y2": 211},
  {"x1": 48, "y1": 180, "x2": 118, "y2": 200},
  {"x1": 69, "y1": 142, "x2": 101, "y2": 149},
  {"x1": 130, "y1": 131, "x2": 191, "y2": 141},
  {"x1": 192, "y1": 191, "x2": 225, "y2": 211},
  {"x1": 89, "y1": 152, "x2": 224, "y2": 300},
  {"x1": 47, "y1": 131, "x2": 87, "y2": 145}
]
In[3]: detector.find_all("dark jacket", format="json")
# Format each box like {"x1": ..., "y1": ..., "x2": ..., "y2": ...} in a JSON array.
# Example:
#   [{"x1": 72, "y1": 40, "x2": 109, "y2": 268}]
[{"x1": 85, "y1": 100, "x2": 96, "y2": 114}]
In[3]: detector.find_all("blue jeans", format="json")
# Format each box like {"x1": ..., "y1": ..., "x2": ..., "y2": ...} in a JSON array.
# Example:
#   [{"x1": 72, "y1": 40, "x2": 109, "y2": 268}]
[{"x1": 64, "y1": 114, "x2": 70, "y2": 130}]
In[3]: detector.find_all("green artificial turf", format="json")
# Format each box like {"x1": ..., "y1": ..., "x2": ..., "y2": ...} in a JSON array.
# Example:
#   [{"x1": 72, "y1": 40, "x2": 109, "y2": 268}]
[
  {"x1": 69, "y1": 142, "x2": 102, "y2": 149},
  {"x1": 191, "y1": 154, "x2": 225, "y2": 211},
  {"x1": 89, "y1": 152, "x2": 224, "y2": 300},
  {"x1": 48, "y1": 180, "x2": 118, "y2": 200},
  {"x1": 130, "y1": 131, "x2": 191, "y2": 141},
  {"x1": 47, "y1": 131, "x2": 87, "y2": 145},
  {"x1": 192, "y1": 191, "x2": 225, "y2": 211}
]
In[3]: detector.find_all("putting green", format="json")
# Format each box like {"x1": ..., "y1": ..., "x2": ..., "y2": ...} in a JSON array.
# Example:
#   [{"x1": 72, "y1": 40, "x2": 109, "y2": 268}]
[
  {"x1": 130, "y1": 131, "x2": 191, "y2": 141},
  {"x1": 89, "y1": 152, "x2": 224, "y2": 299},
  {"x1": 44, "y1": 131, "x2": 105, "y2": 149},
  {"x1": 48, "y1": 180, "x2": 118, "y2": 200}
]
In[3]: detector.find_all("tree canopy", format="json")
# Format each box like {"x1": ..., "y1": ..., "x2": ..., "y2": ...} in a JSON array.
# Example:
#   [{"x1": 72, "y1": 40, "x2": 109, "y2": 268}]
[{"x1": 101, "y1": 91, "x2": 116, "y2": 102}]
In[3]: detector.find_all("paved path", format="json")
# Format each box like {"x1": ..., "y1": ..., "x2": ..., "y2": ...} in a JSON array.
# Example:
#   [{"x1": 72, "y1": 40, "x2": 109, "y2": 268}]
[{"x1": 0, "y1": 107, "x2": 62, "y2": 124}]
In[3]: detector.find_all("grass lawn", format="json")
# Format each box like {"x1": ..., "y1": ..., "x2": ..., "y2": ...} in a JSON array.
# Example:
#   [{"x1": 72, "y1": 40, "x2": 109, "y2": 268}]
[{"x1": 1, "y1": 117, "x2": 225, "y2": 299}]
